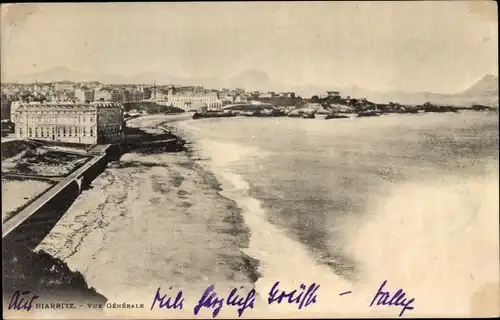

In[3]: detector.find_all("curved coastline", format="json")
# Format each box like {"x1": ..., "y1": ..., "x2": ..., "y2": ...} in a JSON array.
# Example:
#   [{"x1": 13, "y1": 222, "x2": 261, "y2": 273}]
[
  {"x1": 5, "y1": 111, "x2": 497, "y2": 318},
  {"x1": 4, "y1": 113, "x2": 263, "y2": 318},
  {"x1": 3, "y1": 113, "x2": 262, "y2": 318},
  {"x1": 163, "y1": 116, "x2": 263, "y2": 284},
  {"x1": 168, "y1": 118, "x2": 360, "y2": 316},
  {"x1": 166, "y1": 112, "x2": 500, "y2": 317}
]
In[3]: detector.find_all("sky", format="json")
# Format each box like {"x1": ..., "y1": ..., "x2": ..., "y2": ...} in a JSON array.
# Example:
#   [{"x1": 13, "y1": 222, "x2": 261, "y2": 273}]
[{"x1": 1, "y1": 2, "x2": 498, "y2": 93}]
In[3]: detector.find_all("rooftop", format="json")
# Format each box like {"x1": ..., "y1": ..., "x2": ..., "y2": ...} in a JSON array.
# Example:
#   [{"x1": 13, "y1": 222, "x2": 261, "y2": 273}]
[{"x1": 17, "y1": 102, "x2": 123, "y2": 110}]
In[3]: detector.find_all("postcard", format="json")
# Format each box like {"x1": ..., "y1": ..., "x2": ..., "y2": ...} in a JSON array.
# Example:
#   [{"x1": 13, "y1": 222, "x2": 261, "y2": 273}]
[{"x1": 1, "y1": 2, "x2": 499, "y2": 319}]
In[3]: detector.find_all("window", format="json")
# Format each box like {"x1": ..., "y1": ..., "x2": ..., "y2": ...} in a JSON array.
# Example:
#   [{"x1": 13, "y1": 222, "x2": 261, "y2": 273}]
[
  {"x1": 29, "y1": 127, "x2": 32, "y2": 137},
  {"x1": 90, "y1": 128, "x2": 94, "y2": 137}
]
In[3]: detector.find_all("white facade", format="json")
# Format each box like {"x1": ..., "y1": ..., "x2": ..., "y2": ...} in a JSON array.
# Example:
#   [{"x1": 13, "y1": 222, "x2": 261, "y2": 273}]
[
  {"x1": 54, "y1": 83, "x2": 75, "y2": 91},
  {"x1": 75, "y1": 89, "x2": 95, "y2": 103},
  {"x1": 10, "y1": 101, "x2": 21, "y2": 123},
  {"x1": 14, "y1": 102, "x2": 124, "y2": 145},
  {"x1": 166, "y1": 91, "x2": 223, "y2": 111}
]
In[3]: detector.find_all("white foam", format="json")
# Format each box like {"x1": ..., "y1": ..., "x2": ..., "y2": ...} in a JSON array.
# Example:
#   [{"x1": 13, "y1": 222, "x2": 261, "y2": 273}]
[
  {"x1": 216, "y1": 168, "x2": 500, "y2": 317},
  {"x1": 180, "y1": 119, "x2": 499, "y2": 317}
]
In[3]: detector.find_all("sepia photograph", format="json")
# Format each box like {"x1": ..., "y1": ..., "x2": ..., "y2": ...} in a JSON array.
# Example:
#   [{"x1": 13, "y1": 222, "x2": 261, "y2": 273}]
[{"x1": 1, "y1": 1, "x2": 499, "y2": 319}]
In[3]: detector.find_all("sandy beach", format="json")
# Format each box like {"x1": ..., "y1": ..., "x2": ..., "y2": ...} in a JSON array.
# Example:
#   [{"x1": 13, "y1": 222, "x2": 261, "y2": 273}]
[
  {"x1": 3, "y1": 112, "x2": 497, "y2": 319},
  {"x1": 35, "y1": 141, "x2": 259, "y2": 318}
]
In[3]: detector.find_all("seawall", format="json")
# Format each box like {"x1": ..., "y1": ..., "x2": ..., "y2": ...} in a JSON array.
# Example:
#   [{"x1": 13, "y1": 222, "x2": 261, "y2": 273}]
[
  {"x1": 2, "y1": 137, "x2": 184, "y2": 243},
  {"x1": 2, "y1": 151, "x2": 108, "y2": 246},
  {"x1": 2, "y1": 145, "x2": 111, "y2": 310}
]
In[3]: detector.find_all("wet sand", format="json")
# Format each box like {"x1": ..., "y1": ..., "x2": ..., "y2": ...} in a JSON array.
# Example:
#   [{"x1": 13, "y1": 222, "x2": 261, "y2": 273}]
[
  {"x1": 36, "y1": 149, "x2": 259, "y2": 318},
  {"x1": 6, "y1": 113, "x2": 498, "y2": 318}
]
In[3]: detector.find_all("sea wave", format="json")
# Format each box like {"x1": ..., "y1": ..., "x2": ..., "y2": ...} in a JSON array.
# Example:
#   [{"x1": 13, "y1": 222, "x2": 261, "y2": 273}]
[
  {"x1": 181, "y1": 131, "x2": 359, "y2": 315},
  {"x1": 178, "y1": 116, "x2": 499, "y2": 317}
]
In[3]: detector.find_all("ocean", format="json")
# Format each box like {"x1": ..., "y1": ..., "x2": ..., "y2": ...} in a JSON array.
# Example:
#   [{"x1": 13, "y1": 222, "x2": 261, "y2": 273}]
[
  {"x1": 35, "y1": 111, "x2": 499, "y2": 318},
  {"x1": 174, "y1": 111, "x2": 499, "y2": 316}
]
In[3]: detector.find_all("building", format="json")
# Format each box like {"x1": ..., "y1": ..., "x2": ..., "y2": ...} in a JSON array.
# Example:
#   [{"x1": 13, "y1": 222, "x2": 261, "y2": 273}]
[
  {"x1": 10, "y1": 101, "x2": 21, "y2": 123},
  {"x1": 14, "y1": 102, "x2": 124, "y2": 145},
  {"x1": 94, "y1": 89, "x2": 112, "y2": 101},
  {"x1": 234, "y1": 95, "x2": 247, "y2": 103},
  {"x1": 139, "y1": 86, "x2": 152, "y2": 100},
  {"x1": 108, "y1": 89, "x2": 145, "y2": 103},
  {"x1": 1, "y1": 95, "x2": 11, "y2": 120},
  {"x1": 111, "y1": 90, "x2": 126, "y2": 103},
  {"x1": 75, "y1": 89, "x2": 95, "y2": 103},
  {"x1": 326, "y1": 91, "x2": 340, "y2": 98},
  {"x1": 126, "y1": 90, "x2": 144, "y2": 102},
  {"x1": 259, "y1": 92, "x2": 275, "y2": 98},
  {"x1": 54, "y1": 82, "x2": 75, "y2": 92},
  {"x1": 166, "y1": 89, "x2": 222, "y2": 111}
]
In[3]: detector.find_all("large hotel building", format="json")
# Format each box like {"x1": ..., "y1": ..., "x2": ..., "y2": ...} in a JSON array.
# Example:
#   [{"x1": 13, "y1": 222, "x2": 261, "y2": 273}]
[
  {"x1": 166, "y1": 88, "x2": 223, "y2": 111},
  {"x1": 14, "y1": 102, "x2": 125, "y2": 145}
]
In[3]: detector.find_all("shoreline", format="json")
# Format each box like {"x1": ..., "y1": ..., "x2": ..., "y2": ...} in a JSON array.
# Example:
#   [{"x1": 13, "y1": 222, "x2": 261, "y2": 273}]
[
  {"x1": 3, "y1": 113, "x2": 262, "y2": 318},
  {"x1": 3, "y1": 112, "x2": 498, "y2": 318},
  {"x1": 149, "y1": 114, "x2": 263, "y2": 286},
  {"x1": 189, "y1": 104, "x2": 498, "y2": 120},
  {"x1": 162, "y1": 113, "x2": 500, "y2": 318}
]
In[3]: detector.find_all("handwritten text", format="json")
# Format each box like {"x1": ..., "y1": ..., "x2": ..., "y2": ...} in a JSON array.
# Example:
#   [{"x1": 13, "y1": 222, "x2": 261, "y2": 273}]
[
  {"x1": 193, "y1": 285, "x2": 255, "y2": 318},
  {"x1": 8, "y1": 291, "x2": 39, "y2": 312},
  {"x1": 150, "y1": 287, "x2": 184, "y2": 310},
  {"x1": 268, "y1": 282, "x2": 319, "y2": 310},
  {"x1": 369, "y1": 280, "x2": 415, "y2": 317}
]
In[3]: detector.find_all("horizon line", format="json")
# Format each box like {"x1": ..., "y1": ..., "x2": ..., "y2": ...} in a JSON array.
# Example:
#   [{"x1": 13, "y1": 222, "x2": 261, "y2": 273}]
[{"x1": 1, "y1": 66, "x2": 498, "y2": 96}]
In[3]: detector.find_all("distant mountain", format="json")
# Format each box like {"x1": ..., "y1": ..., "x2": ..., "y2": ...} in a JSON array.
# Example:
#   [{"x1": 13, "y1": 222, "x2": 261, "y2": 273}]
[
  {"x1": 7, "y1": 66, "x2": 86, "y2": 83},
  {"x1": 226, "y1": 70, "x2": 272, "y2": 90},
  {"x1": 5, "y1": 67, "x2": 130, "y2": 84},
  {"x1": 4, "y1": 67, "x2": 498, "y2": 107},
  {"x1": 461, "y1": 74, "x2": 498, "y2": 96},
  {"x1": 334, "y1": 75, "x2": 498, "y2": 107}
]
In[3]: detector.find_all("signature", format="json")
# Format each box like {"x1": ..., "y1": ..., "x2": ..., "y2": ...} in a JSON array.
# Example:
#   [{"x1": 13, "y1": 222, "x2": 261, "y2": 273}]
[
  {"x1": 149, "y1": 280, "x2": 414, "y2": 317},
  {"x1": 150, "y1": 287, "x2": 184, "y2": 310},
  {"x1": 369, "y1": 280, "x2": 415, "y2": 317},
  {"x1": 193, "y1": 285, "x2": 255, "y2": 318},
  {"x1": 268, "y1": 282, "x2": 319, "y2": 310},
  {"x1": 8, "y1": 291, "x2": 39, "y2": 311}
]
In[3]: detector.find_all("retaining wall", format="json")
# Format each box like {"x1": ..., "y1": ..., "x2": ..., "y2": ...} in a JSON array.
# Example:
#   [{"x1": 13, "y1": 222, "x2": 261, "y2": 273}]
[{"x1": 2, "y1": 152, "x2": 108, "y2": 249}]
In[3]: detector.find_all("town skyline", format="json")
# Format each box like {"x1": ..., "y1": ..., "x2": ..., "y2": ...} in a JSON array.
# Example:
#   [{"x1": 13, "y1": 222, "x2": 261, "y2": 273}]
[{"x1": 1, "y1": 2, "x2": 498, "y2": 94}]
